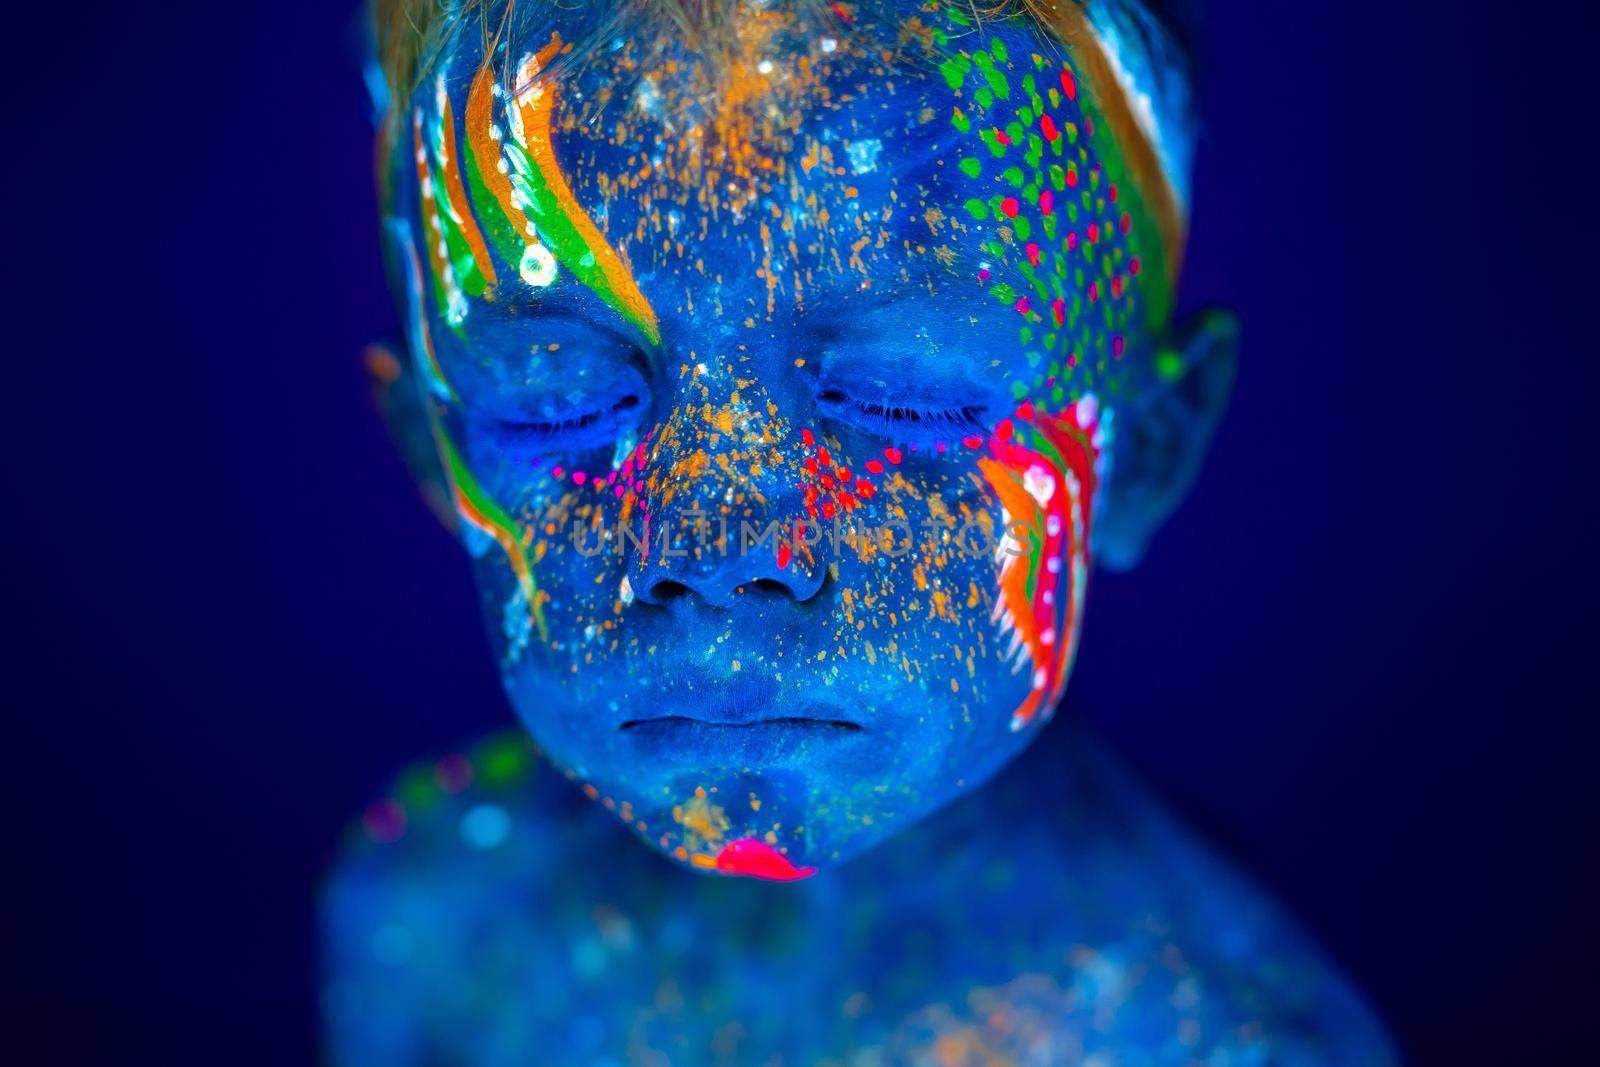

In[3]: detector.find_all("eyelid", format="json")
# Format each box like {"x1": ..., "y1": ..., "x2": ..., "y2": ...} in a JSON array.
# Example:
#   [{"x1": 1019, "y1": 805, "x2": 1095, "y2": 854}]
[{"x1": 816, "y1": 387, "x2": 991, "y2": 445}]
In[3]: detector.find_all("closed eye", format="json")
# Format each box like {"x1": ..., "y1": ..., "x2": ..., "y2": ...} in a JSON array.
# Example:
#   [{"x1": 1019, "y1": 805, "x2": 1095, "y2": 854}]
[
  {"x1": 817, "y1": 387, "x2": 989, "y2": 445},
  {"x1": 493, "y1": 393, "x2": 642, "y2": 450}
]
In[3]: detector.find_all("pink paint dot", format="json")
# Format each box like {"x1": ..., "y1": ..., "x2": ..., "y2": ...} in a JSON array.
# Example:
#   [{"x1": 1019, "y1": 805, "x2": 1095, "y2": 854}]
[
  {"x1": 1113, "y1": 335, "x2": 1126, "y2": 358},
  {"x1": 1109, "y1": 184, "x2": 1119, "y2": 203},
  {"x1": 1025, "y1": 242, "x2": 1041, "y2": 266},
  {"x1": 1088, "y1": 281, "x2": 1100, "y2": 303},
  {"x1": 994, "y1": 127, "x2": 1012, "y2": 146},
  {"x1": 1120, "y1": 212, "x2": 1132, "y2": 234},
  {"x1": 978, "y1": 267, "x2": 991, "y2": 282},
  {"x1": 1130, "y1": 257, "x2": 1142, "y2": 275},
  {"x1": 1015, "y1": 295, "x2": 1031, "y2": 315},
  {"x1": 572, "y1": 470, "x2": 587, "y2": 485},
  {"x1": 1051, "y1": 298, "x2": 1065, "y2": 326},
  {"x1": 1038, "y1": 189, "x2": 1054, "y2": 216},
  {"x1": 551, "y1": 466, "x2": 565, "y2": 479},
  {"x1": 1001, "y1": 197, "x2": 1020, "y2": 218},
  {"x1": 363, "y1": 800, "x2": 407, "y2": 844},
  {"x1": 1066, "y1": 232, "x2": 1079, "y2": 251}
]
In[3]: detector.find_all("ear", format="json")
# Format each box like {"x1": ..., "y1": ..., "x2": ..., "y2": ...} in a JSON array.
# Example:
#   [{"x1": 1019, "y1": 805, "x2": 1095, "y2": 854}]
[
  {"x1": 1094, "y1": 309, "x2": 1238, "y2": 571},
  {"x1": 364, "y1": 342, "x2": 459, "y2": 533}
]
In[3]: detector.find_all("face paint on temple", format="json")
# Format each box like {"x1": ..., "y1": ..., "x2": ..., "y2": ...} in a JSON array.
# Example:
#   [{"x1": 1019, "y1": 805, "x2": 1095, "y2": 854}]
[{"x1": 371, "y1": 0, "x2": 1213, "y2": 879}]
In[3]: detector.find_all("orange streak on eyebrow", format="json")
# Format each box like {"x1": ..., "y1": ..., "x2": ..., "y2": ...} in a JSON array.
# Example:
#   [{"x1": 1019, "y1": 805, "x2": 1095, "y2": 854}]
[
  {"x1": 513, "y1": 52, "x2": 661, "y2": 344},
  {"x1": 437, "y1": 82, "x2": 497, "y2": 289},
  {"x1": 413, "y1": 109, "x2": 461, "y2": 318},
  {"x1": 465, "y1": 60, "x2": 535, "y2": 243}
]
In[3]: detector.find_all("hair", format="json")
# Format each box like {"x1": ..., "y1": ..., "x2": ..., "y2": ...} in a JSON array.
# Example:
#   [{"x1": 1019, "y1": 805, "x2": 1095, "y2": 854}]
[{"x1": 370, "y1": 0, "x2": 1194, "y2": 111}]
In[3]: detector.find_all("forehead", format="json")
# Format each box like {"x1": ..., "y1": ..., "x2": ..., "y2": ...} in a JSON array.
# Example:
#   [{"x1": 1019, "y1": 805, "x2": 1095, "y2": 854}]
[
  {"x1": 432, "y1": 7, "x2": 1001, "y2": 301},
  {"x1": 399, "y1": 1, "x2": 1175, "y2": 406}
]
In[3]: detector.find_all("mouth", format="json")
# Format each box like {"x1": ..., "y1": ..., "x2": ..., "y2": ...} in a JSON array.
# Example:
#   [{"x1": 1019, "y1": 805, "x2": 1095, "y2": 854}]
[{"x1": 620, "y1": 715, "x2": 862, "y2": 733}]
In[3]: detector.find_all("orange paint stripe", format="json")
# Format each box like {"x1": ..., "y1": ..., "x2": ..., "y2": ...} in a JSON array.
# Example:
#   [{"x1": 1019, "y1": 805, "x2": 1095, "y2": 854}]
[
  {"x1": 515, "y1": 61, "x2": 660, "y2": 343},
  {"x1": 436, "y1": 80, "x2": 497, "y2": 288},
  {"x1": 1048, "y1": 4, "x2": 1186, "y2": 282},
  {"x1": 466, "y1": 61, "x2": 534, "y2": 242}
]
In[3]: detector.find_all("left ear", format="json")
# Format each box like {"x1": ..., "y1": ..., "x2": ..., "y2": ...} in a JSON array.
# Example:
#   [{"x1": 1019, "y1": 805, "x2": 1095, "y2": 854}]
[
  {"x1": 364, "y1": 341, "x2": 458, "y2": 533},
  {"x1": 1094, "y1": 309, "x2": 1238, "y2": 571}
]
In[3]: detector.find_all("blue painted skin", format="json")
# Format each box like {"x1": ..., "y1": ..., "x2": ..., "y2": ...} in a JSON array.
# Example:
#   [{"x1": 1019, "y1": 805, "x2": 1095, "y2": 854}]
[{"x1": 330, "y1": 1, "x2": 1398, "y2": 1061}]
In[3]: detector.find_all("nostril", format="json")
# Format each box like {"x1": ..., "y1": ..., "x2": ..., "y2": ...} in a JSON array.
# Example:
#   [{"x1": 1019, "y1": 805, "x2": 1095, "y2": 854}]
[
  {"x1": 642, "y1": 578, "x2": 693, "y2": 603},
  {"x1": 749, "y1": 578, "x2": 790, "y2": 596}
]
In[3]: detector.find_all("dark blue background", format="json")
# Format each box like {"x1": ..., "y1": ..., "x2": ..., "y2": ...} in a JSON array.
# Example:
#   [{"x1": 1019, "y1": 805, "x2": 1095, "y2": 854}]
[{"x1": 5, "y1": 2, "x2": 1592, "y2": 1063}]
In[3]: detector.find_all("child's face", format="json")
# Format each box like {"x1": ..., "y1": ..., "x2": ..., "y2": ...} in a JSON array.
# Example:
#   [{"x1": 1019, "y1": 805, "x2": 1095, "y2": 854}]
[{"x1": 385, "y1": 4, "x2": 1179, "y2": 878}]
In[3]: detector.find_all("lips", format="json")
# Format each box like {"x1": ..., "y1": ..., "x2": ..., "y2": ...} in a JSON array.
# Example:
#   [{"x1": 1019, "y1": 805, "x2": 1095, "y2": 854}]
[
  {"x1": 619, "y1": 715, "x2": 861, "y2": 732},
  {"x1": 714, "y1": 838, "x2": 816, "y2": 881}
]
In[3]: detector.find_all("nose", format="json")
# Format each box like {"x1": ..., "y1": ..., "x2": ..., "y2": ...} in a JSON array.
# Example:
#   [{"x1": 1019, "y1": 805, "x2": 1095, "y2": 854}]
[
  {"x1": 626, "y1": 363, "x2": 828, "y2": 609},
  {"x1": 633, "y1": 550, "x2": 825, "y2": 608}
]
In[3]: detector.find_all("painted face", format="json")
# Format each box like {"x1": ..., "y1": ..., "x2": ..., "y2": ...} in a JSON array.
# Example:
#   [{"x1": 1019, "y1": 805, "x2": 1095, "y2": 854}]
[{"x1": 380, "y1": 0, "x2": 1189, "y2": 879}]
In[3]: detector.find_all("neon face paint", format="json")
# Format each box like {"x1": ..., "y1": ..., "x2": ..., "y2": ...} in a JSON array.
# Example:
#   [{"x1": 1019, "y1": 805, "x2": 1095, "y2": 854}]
[{"x1": 378, "y1": 1, "x2": 1193, "y2": 877}]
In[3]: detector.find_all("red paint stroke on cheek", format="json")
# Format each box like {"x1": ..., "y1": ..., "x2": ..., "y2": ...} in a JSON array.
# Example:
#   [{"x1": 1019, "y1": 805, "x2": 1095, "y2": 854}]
[{"x1": 714, "y1": 838, "x2": 816, "y2": 881}]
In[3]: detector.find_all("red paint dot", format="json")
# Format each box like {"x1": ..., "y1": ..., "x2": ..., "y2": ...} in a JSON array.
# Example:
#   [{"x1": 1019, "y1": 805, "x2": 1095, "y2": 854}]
[
  {"x1": 1111, "y1": 275, "x2": 1124, "y2": 298},
  {"x1": 818, "y1": 447, "x2": 832, "y2": 467},
  {"x1": 963, "y1": 434, "x2": 984, "y2": 449},
  {"x1": 802, "y1": 428, "x2": 815, "y2": 447},
  {"x1": 1088, "y1": 281, "x2": 1100, "y2": 303},
  {"x1": 1025, "y1": 242, "x2": 1041, "y2": 266},
  {"x1": 777, "y1": 543, "x2": 792, "y2": 569},
  {"x1": 1109, "y1": 184, "x2": 1119, "y2": 203},
  {"x1": 821, "y1": 501, "x2": 836, "y2": 520},
  {"x1": 1130, "y1": 257, "x2": 1142, "y2": 275},
  {"x1": 1113, "y1": 335, "x2": 1126, "y2": 358},
  {"x1": 1066, "y1": 165, "x2": 1079, "y2": 188},
  {"x1": 996, "y1": 419, "x2": 1015, "y2": 442},
  {"x1": 1061, "y1": 69, "x2": 1076, "y2": 100},
  {"x1": 856, "y1": 480, "x2": 875, "y2": 498},
  {"x1": 1001, "y1": 197, "x2": 1020, "y2": 218},
  {"x1": 994, "y1": 127, "x2": 1012, "y2": 146},
  {"x1": 884, "y1": 447, "x2": 903, "y2": 465},
  {"x1": 1038, "y1": 188, "x2": 1054, "y2": 216},
  {"x1": 1015, "y1": 401, "x2": 1036, "y2": 420},
  {"x1": 1067, "y1": 232, "x2": 1079, "y2": 251},
  {"x1": 1120, "y1": 212, "x2": 1132, "y2": 234},
  {"x1": 865, "y1": 459, "x2": 884, "y2": 474},
  {"x1": 1040, "y1": 114, "x2": 1059, "y2": 141},
  {"x1": 1051, "y1": 298, "x2": 1065, "y2": 326},
  {"x1": 835, "y1": 466, "x2": 851, "y2": 482}
]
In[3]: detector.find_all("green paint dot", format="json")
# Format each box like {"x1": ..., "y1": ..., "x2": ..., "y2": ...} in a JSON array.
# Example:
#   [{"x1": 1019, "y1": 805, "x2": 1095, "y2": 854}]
[
  {"x1": 1004, "y1": 166, "x2": 1024, "y2": 187},
  {"x1": 964, "y1": 198, "x2": 989, "y2": 220},
  {"x1": 959, "y1": 157, "x2": 983, "y2": 179},
  {"x1": 940, "y1": 56, "x2": 970, "y2": 91}
]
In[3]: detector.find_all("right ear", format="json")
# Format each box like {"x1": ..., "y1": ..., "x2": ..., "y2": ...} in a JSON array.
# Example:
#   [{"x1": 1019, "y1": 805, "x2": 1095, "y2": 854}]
[{"x1": 365, "y1": 340, "x2": 458, "y2": 533}]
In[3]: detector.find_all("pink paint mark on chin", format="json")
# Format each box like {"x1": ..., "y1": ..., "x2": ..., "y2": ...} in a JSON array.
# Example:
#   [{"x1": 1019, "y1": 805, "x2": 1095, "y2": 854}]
[{"x1": 714, "y1": 839, "x2": 815, "y2": 881}]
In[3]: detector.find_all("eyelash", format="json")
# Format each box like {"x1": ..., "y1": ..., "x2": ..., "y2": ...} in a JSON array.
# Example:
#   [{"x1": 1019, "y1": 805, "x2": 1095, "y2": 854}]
[
  {"x1": 817, "y1": 388, "x2": 989, "y2": 444},
  {"x1": 493, "y1": 394, "x2": 642, "y2": 450}
]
